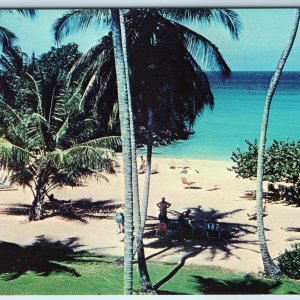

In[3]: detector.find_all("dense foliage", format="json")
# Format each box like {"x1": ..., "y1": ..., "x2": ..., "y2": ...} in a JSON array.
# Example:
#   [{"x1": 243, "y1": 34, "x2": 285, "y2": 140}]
[
  {"x1": 278, "y1": 243, "x2": 300, "y2": 279},
  {"x1": 230, "y1": 140, "x2": 300, "y2": 184}
]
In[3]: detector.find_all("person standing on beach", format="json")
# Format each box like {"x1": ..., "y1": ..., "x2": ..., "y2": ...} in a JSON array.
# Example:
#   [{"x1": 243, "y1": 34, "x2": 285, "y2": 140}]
[
  {"x1": 115, "y1": 205, "x2": 125, "y2": 234},
  {"x1": 138, "y1": 156, "x2": 146, "y2": 173},
  {"x1": 157, "y1": 197, "x2": 171, "y2": 223},
  {"x1": 178, "y1": 209, "x2": 192, "y2": 238}
]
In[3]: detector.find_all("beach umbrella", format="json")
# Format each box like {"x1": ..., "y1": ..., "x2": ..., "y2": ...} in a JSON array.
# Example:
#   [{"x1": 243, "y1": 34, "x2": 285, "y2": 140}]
[{"x1": 180, "y1": 169, "x2": 199, "y2": 176}]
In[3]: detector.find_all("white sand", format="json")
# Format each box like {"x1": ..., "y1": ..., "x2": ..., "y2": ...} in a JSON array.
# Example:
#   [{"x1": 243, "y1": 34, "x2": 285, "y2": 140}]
[{"x1": 0, "y1": 157, "x2": 299, "y2": 274}]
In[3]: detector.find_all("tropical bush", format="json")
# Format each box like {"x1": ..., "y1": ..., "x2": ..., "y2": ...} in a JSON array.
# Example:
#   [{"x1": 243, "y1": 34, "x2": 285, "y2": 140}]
[
  {"x1": 277, "y1": 243, "x2": 300, "y2": 279},
  {"x1": 230, "y1": 140, "x2": 300, "y2": 205},
  {"x1": 230, "y1": 140, "x2": 300, "y2": 184}
]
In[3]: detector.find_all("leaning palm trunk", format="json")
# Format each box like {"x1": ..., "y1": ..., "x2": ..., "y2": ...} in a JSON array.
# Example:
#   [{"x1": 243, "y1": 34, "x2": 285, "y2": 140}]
[
  {"x1": 119, "y1": 10, "x2": 152, "y2": 292},
  {"x1": 137, "y1": 107, "x2": 154, "y2": 291},
  {"x1": 256, "y1": 8, "x2": 300, "y2": 278},
  {"x1": 111, "y1": 9, "x2": 134, "y2": 295},
  {"x1": 141, "y1": 107, "x2": 154, "y2": 231}
]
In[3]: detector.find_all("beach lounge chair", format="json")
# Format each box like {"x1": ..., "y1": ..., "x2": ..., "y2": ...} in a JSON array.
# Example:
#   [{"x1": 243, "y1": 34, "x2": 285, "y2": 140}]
[
  {"x1": 206, "y1": 222, "x2": 221, "y2": 240},
  {"x1": 151, "y1": 165, "x2": 159, "y2": 174},
  {"x1": 182, "y1": 159, "x2": 189, "y2": 169},
  {"x1": 181, "y1": 177, "x2": 195, "y2": 189},
  {"x1": 169, "y1": 159, "x2": 176, "y2": 169}
]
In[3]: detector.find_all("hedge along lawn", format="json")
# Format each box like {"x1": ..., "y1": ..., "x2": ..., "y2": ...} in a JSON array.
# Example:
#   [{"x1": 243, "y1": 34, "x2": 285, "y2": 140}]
[{"x1": 0, "y1": 255, "x2": 300, "y2": 295}]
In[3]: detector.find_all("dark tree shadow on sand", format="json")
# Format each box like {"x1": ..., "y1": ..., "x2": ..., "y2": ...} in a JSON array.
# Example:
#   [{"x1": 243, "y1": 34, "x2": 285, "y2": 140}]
[
  {"x1": 285, "y1": 227, "x2": 300, "y2": 242},
  {"x1": 192, "y1": 274, "x2": 282, "y2": 294},
  {"x1": 0, "y1": 235, "x2": 105, "y2": 281},
  {"x1": 1, "y1": 198, "x2": 122, "y2": 224},
  {"x1": 144, "y1": 206, "x2": 260, "y2": 290}
]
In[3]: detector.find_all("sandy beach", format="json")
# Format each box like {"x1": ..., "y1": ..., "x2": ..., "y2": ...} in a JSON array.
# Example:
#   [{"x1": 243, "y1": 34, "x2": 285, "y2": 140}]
[{"x1": 0, "y1": 157, "x2": 299, "y2": 275}]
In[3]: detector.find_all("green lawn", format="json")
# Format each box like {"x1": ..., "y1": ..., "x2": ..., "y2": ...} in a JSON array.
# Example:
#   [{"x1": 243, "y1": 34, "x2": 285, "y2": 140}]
[{"x1": 0, "y1": 254, "x2": 299, "y2": 295}]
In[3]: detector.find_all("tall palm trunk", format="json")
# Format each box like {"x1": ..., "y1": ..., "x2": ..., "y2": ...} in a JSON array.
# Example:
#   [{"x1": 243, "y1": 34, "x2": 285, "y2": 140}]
[
  {"x1": 141, "y1": 106, "x2": 154, "y2": 231},
  {"x1": 256, "y1": 8, "x2": 300, "y2": 278},
  {"x1": 119, "y1": 9, "x2": 141, "y2": 238},
  {"x1": 119, "y1": 10, "x2": 152, "y2": 292},
  {"x1": 111, "y1": 9, "x2": 134, "y2": 295},
  {"x1": 137, "y1": 106, "x2": 154, "y2": 291}
]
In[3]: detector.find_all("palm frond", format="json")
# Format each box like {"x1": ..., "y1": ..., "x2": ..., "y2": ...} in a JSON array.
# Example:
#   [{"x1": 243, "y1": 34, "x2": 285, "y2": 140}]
[
  {"x1": 184, "y1": 50, "x2": 214, "y2": 109},
  {"x1": 69, "y1": 35, "x2": 112, "y2": 77},
  {"x1": 160, "y1": 8, "x2": 242, "y2": 40},
  {"x1": 0, "y1": 26, "x2": 17, "y2": 50},
  {"x1": 54, "y1": 86, "x2": 83, "y2": 146},
  {"x1": 81, "y1": 136, "x2": 121, "y2": 151},
  {"x1": 0, "y1": 137, "x2": 33, "y2": 169},
  {"x1": 0, "y1": 96, "x2": 24, "y2": 126},
  {"x1": 49, "y1": 91, "x2": 66, "y2": 130},
  {"x1": 46, "y1": 148, "x2": 72, "y2": 168},
  {"x1": 54, "y1": 116, "x2": 70, "y2": 147},
  {"x1": 0, "y1": 9, "x2": 36, "y2": 19},
  {"x1": 25, "y1": 72, "x2": 43, "y2": 115},
  {"x1": 170, "y1": 20, "x2": 231, "y2": 78},
  {"x1": 53, "y1": 9, "x2": 110, "y2": 43},
  {"x1": 48, "y1": 144, "x2": 115, "y2": 173},
  {"x1": 9, "y1": 165, "x2": 35, "y2": 188},
  {"x1": 15, "y1": 9, "x2": 36, "y2": 19},
  {"x1": 25, "y1": 112, "x2": 48, "y2": 149}
]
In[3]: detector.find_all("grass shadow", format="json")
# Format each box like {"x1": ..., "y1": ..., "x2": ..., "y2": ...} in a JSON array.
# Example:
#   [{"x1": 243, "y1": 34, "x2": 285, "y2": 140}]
[
  {"x1": 0, "y1": 235, "x2": 105, "y2": 281},
  {"x1": 193, "y1": 274, "x2": 282, "y2": 294}
]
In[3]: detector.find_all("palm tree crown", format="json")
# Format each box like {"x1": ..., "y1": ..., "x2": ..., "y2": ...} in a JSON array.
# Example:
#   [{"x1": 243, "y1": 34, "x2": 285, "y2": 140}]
[{"x1": 53, "y1": 9, "x2": 241, "y2": 143}]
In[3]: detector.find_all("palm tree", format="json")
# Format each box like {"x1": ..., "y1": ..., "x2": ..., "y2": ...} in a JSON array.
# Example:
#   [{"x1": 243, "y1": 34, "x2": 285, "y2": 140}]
[
  {"x1": 110, "y1": 9, "x2": 134, "y2": 295},
  {"x1": 256, "y1": 8, "x2": 300, "y2": 278},
  {"x1": 119, "y1": 10, "x2": 153, "y2": 291},
  {"x1": 0, "y1": 10, "x2": 36, "y2": 51},
  {"x1": 53, "y1": 7, "x2": 241, "y2": 213},
  {"x1": 0, "y1": 70, "x2": 120, "y2": 221},
  {"x1": 53, "y1": 8, "x2": 241, "y2": 291}
]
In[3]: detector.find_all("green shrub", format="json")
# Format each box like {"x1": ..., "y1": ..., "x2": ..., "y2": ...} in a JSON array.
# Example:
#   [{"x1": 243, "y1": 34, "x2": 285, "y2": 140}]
[
  {"x1": 277, "y1": 243, "x2": 300, "y2": 279},
  {"x1": 230, "y1": 139, "x2": 300, "y2": 183}
]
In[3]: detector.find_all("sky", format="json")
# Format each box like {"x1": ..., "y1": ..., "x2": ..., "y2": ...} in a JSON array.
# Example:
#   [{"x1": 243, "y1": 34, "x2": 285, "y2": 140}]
[{"x1": 0, "y1": 8, "x2": 300, "y2": 71}]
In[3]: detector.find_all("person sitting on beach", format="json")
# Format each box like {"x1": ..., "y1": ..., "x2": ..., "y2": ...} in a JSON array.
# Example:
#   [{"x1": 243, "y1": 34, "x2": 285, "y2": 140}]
[
  {"x1": 178, "y1": 209, "x2": 192, "y2": 237},
  {"x1": 47, "y1": 194, "x2": 71, "y2": 214},
  {"x1": 157, "y1": 197, "x2": 171, "y2": 223},
  {"x1": 138, "y1": 156, "x2": 146, "y2": 174},
  {"x1": 115, "y1": 205, "x2": 125, "y2": 234}
]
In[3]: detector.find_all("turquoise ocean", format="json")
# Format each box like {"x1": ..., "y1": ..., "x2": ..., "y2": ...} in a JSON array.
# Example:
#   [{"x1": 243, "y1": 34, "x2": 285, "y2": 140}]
[{"x1": 151, "y1": 72, "x2": 300, "y2": 161}]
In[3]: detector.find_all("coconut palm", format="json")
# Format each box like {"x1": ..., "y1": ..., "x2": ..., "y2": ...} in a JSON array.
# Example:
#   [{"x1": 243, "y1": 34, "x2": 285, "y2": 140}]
[
  {"x1": 0, "y1": 70, "x2": 120, "y2": 221},
  {"x1": 256, "y1": 8, "x2": 300, "y2": 278},
  {"x1": 53, "y1": 7, "x2": 241, "y2": 217},
  {"x1": 0, "y1": 10, "x2": 36, "y2": 51},
  {"x1": 110, "y1": 9, "x2": 134, "y2": 295},
  {"x1": 53, "y1": 8, "x2": 241, "y2": 291},
  {"x1": 53, "y1": 9, "x2": 241, "y2": 142},
  {"x1": 119, "y1": 10, "x2": 153, "y2": 291}
]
